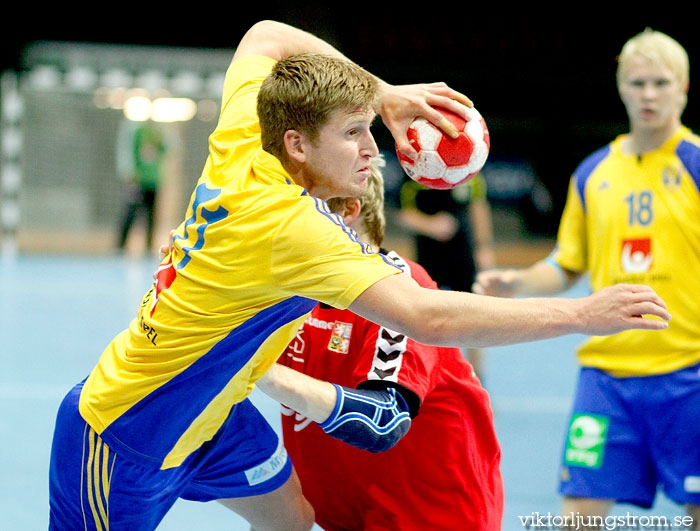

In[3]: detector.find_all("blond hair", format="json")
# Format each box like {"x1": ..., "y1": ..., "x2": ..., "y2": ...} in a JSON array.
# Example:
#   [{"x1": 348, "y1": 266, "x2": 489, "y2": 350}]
[
  {"x1": 617, "y1": 28, "x2": 689, "y2": 90},
  {"x1": 257, "y1": 53, "x2": 379, "y2": 160},
  {"x1": 327, "y1": 156, "x2": 386, "y2": 247}
]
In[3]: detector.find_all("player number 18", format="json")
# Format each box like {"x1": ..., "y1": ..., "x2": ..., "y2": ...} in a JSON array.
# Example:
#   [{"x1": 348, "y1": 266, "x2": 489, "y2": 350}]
[{"x1": 623, "y1": 190, "x2": 653, "y2": 227}]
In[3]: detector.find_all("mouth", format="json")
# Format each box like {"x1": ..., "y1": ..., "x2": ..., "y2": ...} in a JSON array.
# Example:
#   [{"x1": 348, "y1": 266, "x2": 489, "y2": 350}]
[{"x1": 357, "y1": 167, "x2": 372, "y2": 179}]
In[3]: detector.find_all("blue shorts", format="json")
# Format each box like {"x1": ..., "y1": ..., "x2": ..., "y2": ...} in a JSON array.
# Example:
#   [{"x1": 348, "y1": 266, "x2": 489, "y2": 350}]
[
  {"x1": 559, "y1": 363, "x2": 700, "y2": 508},
  {"x1": 49, "y1": 381, "x2": 292, "y2": 530}
]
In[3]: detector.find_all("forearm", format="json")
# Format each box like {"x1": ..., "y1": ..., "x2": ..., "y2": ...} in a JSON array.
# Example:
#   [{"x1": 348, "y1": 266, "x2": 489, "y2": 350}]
[
  {"x1": 514, "y1": 260, "x2": 576, "y2": 296},
  {"x1": 259, "y1": 364, "x2": 412, "y2": 452},
  {"x1": 468, "y1": 201, "x2": 495, "y2": 270},
  {"x1": 234, "y1": 20, "x2": 347, "y2": 62},
  {"x1": 349, "y1": 272, "x2": 670, "y2": 349},
  {"x1": 257, "y1": 364, "x2": 336, "y2": 423},
  {"x1": 395, "y1": 289, "x2": 581, "y2": 348}
]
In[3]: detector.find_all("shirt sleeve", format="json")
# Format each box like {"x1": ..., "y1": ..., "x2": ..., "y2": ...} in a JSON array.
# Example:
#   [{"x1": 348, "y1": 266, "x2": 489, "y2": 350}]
[
  {"x1": 271, "y1": 196, "x2": 402, "y2": 309},
  {"x1": 217, "y1": 55, "x2": 276, "y2": 134},
  {"x1": 551, "y1": 176, "x2": 588, "y2": 274}
]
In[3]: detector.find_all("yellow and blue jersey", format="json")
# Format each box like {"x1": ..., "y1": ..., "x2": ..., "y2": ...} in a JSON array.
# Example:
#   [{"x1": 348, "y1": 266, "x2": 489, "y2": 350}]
[
  {"x1": 552, "y1": 126, "x2": 700, "y2": 376},
  {"x1": 79, "y1": 55, "x2": 401, "y2": 469}
]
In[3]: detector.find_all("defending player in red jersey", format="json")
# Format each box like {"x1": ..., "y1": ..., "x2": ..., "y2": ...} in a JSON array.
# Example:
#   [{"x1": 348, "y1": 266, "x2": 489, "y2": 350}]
[{"x1": 258, "y1": 158, "x2": 503, "y2": 530}]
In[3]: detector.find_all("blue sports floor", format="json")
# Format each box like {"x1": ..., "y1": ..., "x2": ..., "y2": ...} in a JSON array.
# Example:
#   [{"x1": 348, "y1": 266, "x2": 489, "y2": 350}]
[{"x1": 0, "y1": 252, "x2": 685, "y2": 530}]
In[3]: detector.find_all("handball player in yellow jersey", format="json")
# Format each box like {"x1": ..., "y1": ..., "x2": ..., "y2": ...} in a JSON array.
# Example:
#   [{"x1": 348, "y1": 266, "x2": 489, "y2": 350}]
[
  {"x1": 475, "y1": 29, "x2": 700, "y2": 524},
  {"x1": 49, "y1": 21, "x2": 671, "y2": 530}
]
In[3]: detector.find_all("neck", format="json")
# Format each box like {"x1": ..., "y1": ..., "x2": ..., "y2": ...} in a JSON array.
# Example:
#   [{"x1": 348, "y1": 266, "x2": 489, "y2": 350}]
[
  {"x1": 285, "y1": 164, "x2": 325, "y2": 199},
  {"x1": 626, "y1": 120, "x2": 680, "y2": 155}
]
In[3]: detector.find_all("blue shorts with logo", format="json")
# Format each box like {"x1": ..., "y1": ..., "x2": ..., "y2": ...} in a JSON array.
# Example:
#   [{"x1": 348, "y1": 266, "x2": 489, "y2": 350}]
[
  {"x1": 49, "y1": 381, "x2": 292, "y2": 530},
  {"x1": 559, "y1": 362, "x2": 700, "y2": 508}
]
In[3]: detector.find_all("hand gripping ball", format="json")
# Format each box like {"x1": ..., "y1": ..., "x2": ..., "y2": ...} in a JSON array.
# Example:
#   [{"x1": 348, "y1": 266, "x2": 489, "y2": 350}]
[{"x1": 396, "y1": 103, "x2": 490, "y2": 190}]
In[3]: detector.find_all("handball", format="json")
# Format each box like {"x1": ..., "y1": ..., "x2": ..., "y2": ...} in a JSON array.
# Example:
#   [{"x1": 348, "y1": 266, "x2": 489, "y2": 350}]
[{"x1": 396, "y1": 103, "x2": 490, "y2": 190}]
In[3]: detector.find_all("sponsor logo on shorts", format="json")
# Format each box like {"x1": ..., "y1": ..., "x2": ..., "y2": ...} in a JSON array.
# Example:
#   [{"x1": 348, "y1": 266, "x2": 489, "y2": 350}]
[
  {"x1": 564, "y1": 413, "x2": 609, "y2": 469},
  {"x1": 244, "y1": 442, "x2": 288, "y2": 486}
]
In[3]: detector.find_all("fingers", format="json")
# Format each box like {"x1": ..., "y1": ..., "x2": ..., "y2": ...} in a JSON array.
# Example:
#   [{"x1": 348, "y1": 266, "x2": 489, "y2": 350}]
[
  {"x1": 422, "y1": 82, "x2": 473, "y2": 109},
  {"x1": 625, "y1": 298, "x2": 672, "y2": 324},
  {"x1": 380, "y1": 82, "x2": 475, "y2": 154},
  {"x1": 599, "y1": 284, "x2": 672, "y2": 331},
  {"x1": 472, "y1": 282, "x2": 486, "y2": 295},
  {"x1": 614, "y1": 284, "x2": 670, "y2": 315},
  {"x1": 625, "y1": 315, "x2": 670, "y2": 330}
]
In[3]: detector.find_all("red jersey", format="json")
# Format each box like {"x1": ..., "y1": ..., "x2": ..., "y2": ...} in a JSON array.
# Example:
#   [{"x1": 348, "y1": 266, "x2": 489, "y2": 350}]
[{"x1": 278, "y1": 250, "x2": 503, "y2": 531}]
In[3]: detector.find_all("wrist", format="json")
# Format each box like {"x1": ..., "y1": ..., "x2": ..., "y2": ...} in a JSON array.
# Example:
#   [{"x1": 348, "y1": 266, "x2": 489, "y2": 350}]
[{"x1": 318, "y1": 384, "x2": 342, "y2": 427}]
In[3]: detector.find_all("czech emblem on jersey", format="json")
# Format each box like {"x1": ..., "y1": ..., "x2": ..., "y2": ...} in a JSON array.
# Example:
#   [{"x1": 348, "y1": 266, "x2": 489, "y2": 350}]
[
  {"x1": 621, "y1": 237, "x2": 652, "y2": 273},
  {"x1": 328, "y1": 322, "x2": 353, "y2": 354}
]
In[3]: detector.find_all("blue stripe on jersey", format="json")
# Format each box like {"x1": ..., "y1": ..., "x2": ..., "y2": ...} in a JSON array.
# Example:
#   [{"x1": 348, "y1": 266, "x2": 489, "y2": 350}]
[
  {"x1": 677, "y1": 139, "x2": 700, "y2": 192},
  {"x1": 312, "y1": 197, "x2": 402, "y2": 271},
  {"x1": 100, "y1": 295, "x2": 317, "y2": 467},
  {"x1": 573, "y1": 145, "x2": 611, "y2": 212}
]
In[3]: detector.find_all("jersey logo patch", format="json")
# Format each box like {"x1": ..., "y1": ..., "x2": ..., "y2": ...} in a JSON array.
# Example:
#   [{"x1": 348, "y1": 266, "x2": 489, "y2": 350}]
[
  {"x1": 621, "y1": 237, "x2": 652, "y2": 273},
  {"x1": 327, "y1": 322, "x2": 352, "y2": 354}
]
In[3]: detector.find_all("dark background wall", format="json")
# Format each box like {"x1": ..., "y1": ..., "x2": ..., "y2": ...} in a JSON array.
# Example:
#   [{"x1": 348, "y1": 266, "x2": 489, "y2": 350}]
[{"x1": 3, "y1": 6, "x2": 697, "y2": 233}]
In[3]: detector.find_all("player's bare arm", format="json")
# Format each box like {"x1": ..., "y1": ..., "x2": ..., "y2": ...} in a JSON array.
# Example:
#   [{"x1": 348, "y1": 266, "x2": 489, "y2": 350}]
[
  {"x1": 258, "y1": 364, "x2": 412, "y2": 453},
  {"x1": 349, "y1": 273, "x2": 670, "y2": 349},
  {"x1": 233, "y1": 20, "x2": 471, "y2": 155},
  {"x1": 473, "y1": 260, "x2": 581, "y2": 298},
  {"x1": 258, "y1": 364, "x2": 337, "y2": 423}
]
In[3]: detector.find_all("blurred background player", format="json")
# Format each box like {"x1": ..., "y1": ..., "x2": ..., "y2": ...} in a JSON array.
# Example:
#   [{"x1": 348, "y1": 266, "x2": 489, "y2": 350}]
[
  {"x1": 258, "y1": 157, "x2": 503, "y2": 530},
  {"x1": 474, "y1": 28, "x2": 700, "y2": 524},
  {"x1": 116, "y1": 119, "x2": 167, "y2": 253},
  {"x1": 397, "y1": 173, "x2": 495, "y2": 378}
]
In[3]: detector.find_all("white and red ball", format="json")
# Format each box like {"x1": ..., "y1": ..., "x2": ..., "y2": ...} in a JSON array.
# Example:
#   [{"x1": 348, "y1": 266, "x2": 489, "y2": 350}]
[{"x1": 396, "y1": 104, "x2": 490, "y2": 190}]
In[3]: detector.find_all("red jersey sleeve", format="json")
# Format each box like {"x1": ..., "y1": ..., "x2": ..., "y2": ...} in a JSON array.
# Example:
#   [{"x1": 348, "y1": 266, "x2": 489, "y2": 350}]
[{"x1": 351, "y1": 251, "x2": 443, "y2": 413}]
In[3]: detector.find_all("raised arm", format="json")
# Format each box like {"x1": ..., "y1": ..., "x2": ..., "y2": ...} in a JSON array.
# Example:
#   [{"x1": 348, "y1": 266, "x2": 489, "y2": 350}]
[
  {"x1": 233, "y1": 20, "x2": 346, "y2": 62},
  {"x1": 233, "y1": 20, "x2": 473, "y2": 159},
  {"x1": 349, "y1": 272, "x2": 670, "y2": 349}
]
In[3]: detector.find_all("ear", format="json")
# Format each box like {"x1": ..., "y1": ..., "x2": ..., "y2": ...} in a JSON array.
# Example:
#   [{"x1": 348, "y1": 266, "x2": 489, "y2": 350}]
[
  {"x1": 341, "y1": 198, "x2": 362, "y2": 227},
  {"x1": 283, "y1": 130, "x2": 307, "y2": 164}
]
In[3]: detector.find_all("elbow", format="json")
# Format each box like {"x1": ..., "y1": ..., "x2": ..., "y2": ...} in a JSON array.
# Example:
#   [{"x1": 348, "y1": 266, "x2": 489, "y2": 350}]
[
  {"x1": 366, "y1": 422, "x2": 411, "y2": 453},
  {"x1": 243, "y1": 20, "x2": 284, "y2": 47},
  {"x1": 400, "y1": 311, "x2": 451, "y2": 347}
]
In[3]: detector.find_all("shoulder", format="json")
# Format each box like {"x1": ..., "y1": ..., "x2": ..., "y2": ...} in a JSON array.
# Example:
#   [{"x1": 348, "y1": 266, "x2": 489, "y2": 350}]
[
  {"x1": 573, "y1": 143, "x2": 613, "y2": 182},
  {"x1": 382, "y1": 250, "x2": 438, "y2": 289},
  {"x1": 570, "y1": 141, "x2": 616, "y2": 207},
  {"x1": 676, "y1": 127, "x2": 700, "y2": 187},
  {"x1": 218, "y1": 55, "x2": 276, "y2": 121},
  {"x1": 224, "y1": 55, "x2": 277, "y2": 91}
]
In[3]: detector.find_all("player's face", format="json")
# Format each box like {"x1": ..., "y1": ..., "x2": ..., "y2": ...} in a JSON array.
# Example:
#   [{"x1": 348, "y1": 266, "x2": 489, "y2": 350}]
[
  {"x1": 618, "y1": 56, "x2": 686, "y2": 133},
  {"x1": 301, "y1": 107, "x2": 379, "y2": 201}
]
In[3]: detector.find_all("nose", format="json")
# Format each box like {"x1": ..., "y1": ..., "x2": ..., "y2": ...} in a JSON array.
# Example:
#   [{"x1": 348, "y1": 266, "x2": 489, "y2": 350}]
[
  {"x1": 361, "y1": 131, "x2": 379, "y2": 159},
  {"x1": 641, "y1": 81, "x2": 657, "y2": 100}
]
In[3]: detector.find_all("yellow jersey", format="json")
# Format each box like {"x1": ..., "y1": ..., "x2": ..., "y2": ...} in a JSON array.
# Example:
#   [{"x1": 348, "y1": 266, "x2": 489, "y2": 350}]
[
  {"x1": 552, "y1": 126, "x2": 700, "y2": 376},
  {"x1": 79, "y1": 55, "x2": 400, "y2": 469}
]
